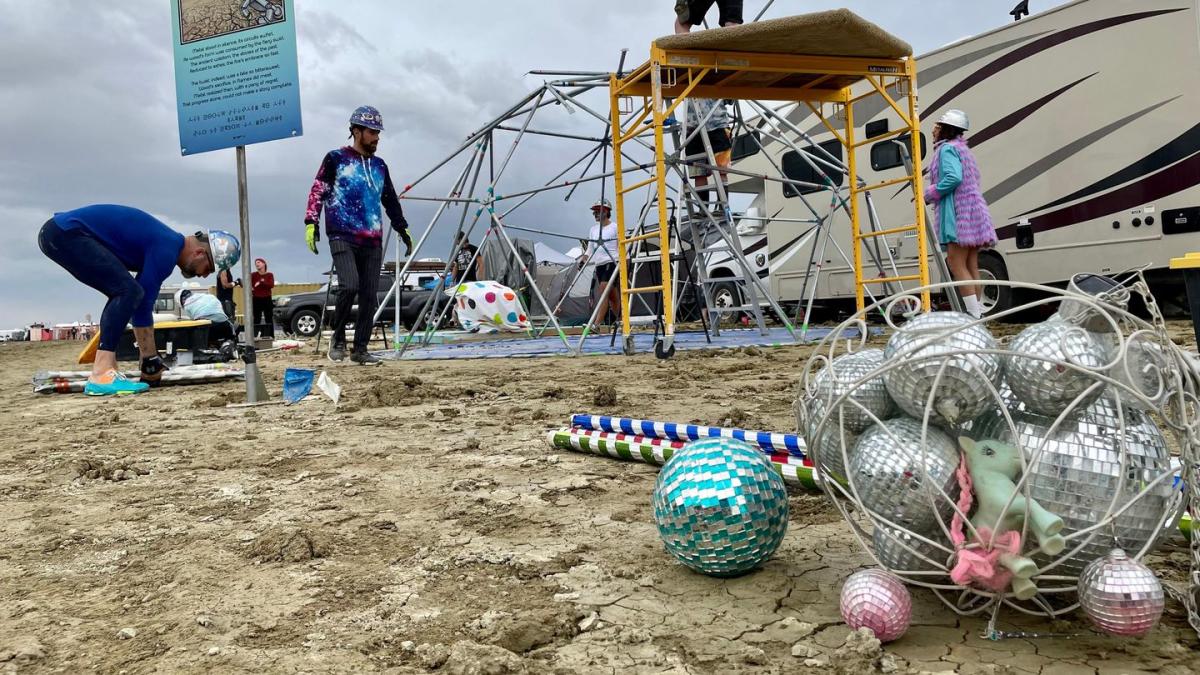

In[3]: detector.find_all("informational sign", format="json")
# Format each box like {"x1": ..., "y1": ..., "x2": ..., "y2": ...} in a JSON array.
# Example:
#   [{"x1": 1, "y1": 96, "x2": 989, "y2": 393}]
[{"x1": 170, "y1": 0, "x2": 302, "y2": 154}]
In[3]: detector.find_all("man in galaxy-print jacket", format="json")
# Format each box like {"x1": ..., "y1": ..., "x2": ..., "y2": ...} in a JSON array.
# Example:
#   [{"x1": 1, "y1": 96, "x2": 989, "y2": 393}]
[{"x1": 304, "y1": 105, "x2": 412, "y2": 365}]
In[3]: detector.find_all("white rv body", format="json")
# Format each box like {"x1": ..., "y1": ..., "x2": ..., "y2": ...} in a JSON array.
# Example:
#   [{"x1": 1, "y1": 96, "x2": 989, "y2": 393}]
[{"x1": 731, "y1": 0, "x2": 1200, "y2": 312}]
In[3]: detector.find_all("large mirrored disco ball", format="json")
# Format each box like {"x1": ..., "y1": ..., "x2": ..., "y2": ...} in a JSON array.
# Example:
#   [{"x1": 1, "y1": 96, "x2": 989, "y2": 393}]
[
  {"x1": 884, "y1": 312, "x2": 1001, "y2": 428},
  {"x1": 1077, "y1": 549, "x2": 1164, "y2": 637},
  {"x1": 652, "y1": 438, "x2": 789, "y2": 577},
  {"x1": 872, "y1": 525, "x2": 951, "y2": 578},
  {"x1": 971, "y1": 394, "x2": 1179, "y2": 578},
  {"x1": 806, "y1": 406, "x2": 859, "y2": 486},
  {"x1": 849, "y1": 417, "x2": 960, "y2": 534},
  {"x1": 840, "y1": 569, "x2": 912, "y2": 643},
  {"x1": 810, "y1": 349, "x2": 896, "y2": 433},
  {"x1": 1006, "y1": 320, "x2": 1110, "y2": 417}
]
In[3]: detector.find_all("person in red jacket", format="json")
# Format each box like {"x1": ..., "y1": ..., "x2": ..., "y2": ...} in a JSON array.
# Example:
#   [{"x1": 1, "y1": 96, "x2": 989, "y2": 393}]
[{"x1": 250, "y1": 257, "x2": 275, "y2": 339}]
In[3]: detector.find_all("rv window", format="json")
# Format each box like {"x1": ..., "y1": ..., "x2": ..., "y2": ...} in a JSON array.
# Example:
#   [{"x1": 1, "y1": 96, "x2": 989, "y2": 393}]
[
  {"x1": 870, "y1": 133, "x2": 927, "y2": 172},
  {"x1": 865, "y1": 119, "x2": 889, "y2": 139},
  {"x1": 730, "y1": 130, "x2": 761, "y2": 162},
  {"x1": 781, "y1": 140, "x2": 844, "y2": 198}
]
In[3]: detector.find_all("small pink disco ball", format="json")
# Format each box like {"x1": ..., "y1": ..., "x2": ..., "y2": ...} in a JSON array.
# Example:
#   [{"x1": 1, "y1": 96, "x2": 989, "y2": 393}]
[
  {"x1": 1077, "y1": 549, "x2": 1164, "y2": 637},
  {"x1": 840, "y1": 569, "x2": 912, "y2": 642}
]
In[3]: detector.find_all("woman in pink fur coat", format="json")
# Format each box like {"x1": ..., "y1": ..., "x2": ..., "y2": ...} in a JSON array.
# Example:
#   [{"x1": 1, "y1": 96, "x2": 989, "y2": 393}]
[{"x1": 924, "y1": 109, "x2": 997, "y2": 318}]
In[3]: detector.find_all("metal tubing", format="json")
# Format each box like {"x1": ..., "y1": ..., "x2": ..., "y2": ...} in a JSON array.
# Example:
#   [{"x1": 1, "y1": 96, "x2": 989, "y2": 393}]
[{"x1": 234, "y1": 145, "x2": 268, "y2": 402}]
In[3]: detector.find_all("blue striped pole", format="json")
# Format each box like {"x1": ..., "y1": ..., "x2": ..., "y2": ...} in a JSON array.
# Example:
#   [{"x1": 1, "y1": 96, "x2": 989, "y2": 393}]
[{"x1": 570, "y1": 413, "x2": 806, "y2": 458}]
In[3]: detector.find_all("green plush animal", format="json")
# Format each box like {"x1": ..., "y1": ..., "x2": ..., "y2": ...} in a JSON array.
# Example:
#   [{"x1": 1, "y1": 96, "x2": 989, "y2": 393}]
[{"x1": 960, "y1": 437, "x2": 1066, "y2": 600}]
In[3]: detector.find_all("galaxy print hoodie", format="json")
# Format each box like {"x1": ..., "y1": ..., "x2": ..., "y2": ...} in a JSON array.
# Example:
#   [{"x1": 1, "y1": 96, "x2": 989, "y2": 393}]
[{"x1": 305, "y1": 146, "x2": 408, "y2": 247}]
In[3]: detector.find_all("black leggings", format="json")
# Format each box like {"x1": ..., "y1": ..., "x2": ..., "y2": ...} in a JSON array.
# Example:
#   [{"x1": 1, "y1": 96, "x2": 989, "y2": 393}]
[
  {"x1": 38, "y1": 219, "x2": 143, "y2": 352},
  {"x1": 251, "y1": 296, "x2": 274, "y2": 338},
  {"x1": 329, "y1": 240, "x2": 383, "y2": 351}
]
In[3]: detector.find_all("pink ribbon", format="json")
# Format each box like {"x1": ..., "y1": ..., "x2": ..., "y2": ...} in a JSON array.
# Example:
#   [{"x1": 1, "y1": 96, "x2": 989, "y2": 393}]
[{"x1": 949, "y1": 452, "x2": 1023, "y2": 593}]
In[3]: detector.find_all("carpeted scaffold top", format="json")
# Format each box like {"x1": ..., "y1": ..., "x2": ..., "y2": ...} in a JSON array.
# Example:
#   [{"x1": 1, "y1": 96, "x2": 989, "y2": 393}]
[{"x1": 655, "y1": 9, "x2": 912, "y2": 60}]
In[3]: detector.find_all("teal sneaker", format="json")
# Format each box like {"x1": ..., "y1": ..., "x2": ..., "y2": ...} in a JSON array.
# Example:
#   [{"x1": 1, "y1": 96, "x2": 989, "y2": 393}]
[{"x1": 84, "y1": 371, "x2": 150, "y2": 396}]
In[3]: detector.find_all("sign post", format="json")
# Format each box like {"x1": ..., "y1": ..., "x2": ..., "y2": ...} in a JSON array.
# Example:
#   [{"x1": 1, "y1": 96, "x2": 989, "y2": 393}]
[{"x1": 169, "y1": 0, "x2": 302, "y2": 402}]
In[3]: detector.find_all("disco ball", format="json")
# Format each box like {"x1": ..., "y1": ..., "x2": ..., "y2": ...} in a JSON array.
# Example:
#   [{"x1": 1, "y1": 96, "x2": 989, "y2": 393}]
[
  {"x1": 840, "y1": 569, "x2": 912, "y2": 642},
  {"x1": 883, "y1": 311, "x2": 1001, "y2": 428},
  {"x1": 810, "y1": 349, "x2": 895, "y2": 433},
  {"x1": 971, "y1": 394, "x2": 1180, "y2": 578},
  {"x1": 873, "y1": 525, "x2": 951, "y2": 578},
  {"x1": 805, "y1": 404, "x2": 859, "y2": 486},
  {"x1": 1006, "y1": 320, "x2": 1109, "y2": 417},
  {"x1": 849, "y1": 417, "x2": 960, "y2": 534},
  {"x1": 652, "y1": 437, "x2": 789, "y2": 577},
  {"x1": 1077, "y1": 549, "x2": 1164, "y2": 637}
]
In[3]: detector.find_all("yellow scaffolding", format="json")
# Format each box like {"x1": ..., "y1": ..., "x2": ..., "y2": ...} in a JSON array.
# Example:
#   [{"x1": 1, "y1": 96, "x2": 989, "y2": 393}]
[{"x1": 610, "y1": 36, "x2": 931, "y2": 353}]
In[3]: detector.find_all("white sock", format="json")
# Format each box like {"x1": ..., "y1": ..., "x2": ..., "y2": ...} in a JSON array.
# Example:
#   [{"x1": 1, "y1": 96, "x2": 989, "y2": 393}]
[{"x1": 963, "y1": 295, "x2": 982, "y2": 318}]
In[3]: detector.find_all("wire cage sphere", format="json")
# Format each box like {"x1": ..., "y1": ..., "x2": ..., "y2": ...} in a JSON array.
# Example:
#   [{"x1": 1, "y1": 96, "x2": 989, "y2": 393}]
[{"x1": 796, "y1": 275, "x2": 1197, "y2": 630}]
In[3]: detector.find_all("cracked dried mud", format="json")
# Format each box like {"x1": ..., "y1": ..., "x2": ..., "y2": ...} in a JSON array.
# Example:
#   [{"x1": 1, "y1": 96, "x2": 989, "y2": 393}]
[{"x1": 2, "y1": 333, "x2": 1199, "y2": 673}]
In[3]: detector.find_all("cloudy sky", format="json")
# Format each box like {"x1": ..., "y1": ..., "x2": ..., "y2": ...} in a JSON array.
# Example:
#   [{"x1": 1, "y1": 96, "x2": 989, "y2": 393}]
[{"x1": 0, "y1": 0, "x2": 1067, "y2": 327}]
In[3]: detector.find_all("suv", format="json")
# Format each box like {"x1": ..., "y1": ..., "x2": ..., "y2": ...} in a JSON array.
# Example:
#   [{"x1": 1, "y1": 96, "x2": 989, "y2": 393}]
[{"x1": 273, "y1": 272, "x2": 453, "y2": 338}]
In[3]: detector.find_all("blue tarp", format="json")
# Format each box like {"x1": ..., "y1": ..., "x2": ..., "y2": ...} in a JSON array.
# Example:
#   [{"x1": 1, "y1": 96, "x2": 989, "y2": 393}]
[{"x1": 378, "y1": 326, "x2": 874, "y2": 361}]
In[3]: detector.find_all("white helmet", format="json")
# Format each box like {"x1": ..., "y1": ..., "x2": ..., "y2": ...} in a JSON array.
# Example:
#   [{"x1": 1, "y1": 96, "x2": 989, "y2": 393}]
[
  {"x1": 938, "y1": 109, "x2": 969, "y2": 131},
  {"x1": 590, "y1": 198, "x2": 612, "y2": 212}
]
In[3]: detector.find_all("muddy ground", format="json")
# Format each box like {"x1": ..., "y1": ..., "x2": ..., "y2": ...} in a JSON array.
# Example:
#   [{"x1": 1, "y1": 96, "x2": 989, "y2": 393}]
[{"x1": 2, "y1": 328, "x2": 1200, "y2": 675}]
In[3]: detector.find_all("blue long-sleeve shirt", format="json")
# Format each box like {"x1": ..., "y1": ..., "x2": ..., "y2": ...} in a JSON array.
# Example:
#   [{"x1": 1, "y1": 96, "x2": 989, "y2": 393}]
[{"x1": 52, "y1": 205, "x2": 184, "y2": 327}]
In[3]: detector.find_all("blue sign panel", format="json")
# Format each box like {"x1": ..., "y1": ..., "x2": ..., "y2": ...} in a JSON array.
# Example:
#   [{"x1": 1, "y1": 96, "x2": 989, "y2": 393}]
[{"x1": 170, "y1": 0, "x2": 303, "y2": 155}]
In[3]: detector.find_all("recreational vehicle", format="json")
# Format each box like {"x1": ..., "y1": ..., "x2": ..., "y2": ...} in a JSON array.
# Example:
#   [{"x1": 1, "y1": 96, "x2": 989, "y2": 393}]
[{"x1": 726, "y1": 0, "x2": 1200, "y2": 316}]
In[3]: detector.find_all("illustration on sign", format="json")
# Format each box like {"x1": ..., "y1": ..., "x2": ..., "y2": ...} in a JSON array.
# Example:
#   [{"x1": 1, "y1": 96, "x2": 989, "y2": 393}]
[{"x1": 171, "y1": 0, "x2": 302, "y2": 154}]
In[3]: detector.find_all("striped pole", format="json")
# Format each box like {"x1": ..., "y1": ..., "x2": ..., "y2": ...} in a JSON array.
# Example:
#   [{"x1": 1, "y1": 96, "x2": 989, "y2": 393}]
[
  {"x1": 570, "y1": 413, "x2": 806, "y2": 458},
  {"x1": 547, "y1": 428, "x2": 818, "y2": 490}
]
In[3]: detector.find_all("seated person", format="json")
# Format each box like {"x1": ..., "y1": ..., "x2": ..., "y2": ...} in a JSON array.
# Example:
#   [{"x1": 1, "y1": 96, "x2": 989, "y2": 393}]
[{"x1": 176, "y1": 289, "x2": 236, "y2": 344}]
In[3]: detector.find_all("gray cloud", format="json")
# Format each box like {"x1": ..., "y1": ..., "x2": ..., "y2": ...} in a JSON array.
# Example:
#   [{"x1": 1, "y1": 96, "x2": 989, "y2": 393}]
[{"x1": 0, "y1": 0, "x2": 1066, "y2": 327}]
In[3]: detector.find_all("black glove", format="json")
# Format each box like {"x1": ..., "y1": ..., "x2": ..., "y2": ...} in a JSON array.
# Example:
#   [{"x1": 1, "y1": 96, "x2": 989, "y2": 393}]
[
  {"x1": 140, "y1": 354, "x2": 168, "y2": 387},
  {"x1": 399, "y1": 228, "x2": 414, "y2": 257}
]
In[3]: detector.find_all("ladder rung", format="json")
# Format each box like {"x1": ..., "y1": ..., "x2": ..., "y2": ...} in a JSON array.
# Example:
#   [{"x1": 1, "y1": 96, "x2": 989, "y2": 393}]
[
  {"x1": 623, "y1": 231, "x2": 662, "y2": 244},
  {"x1": 857, "y1": 224, "x2": 918, "y2": 240},
  {"x1": 620, "y1": 176, "x2": 658, "y2": 194},
  {"x1": 855, "y1": 175, "x2": 915, "y2": 193},
  {"x1": 861, "y1": 274, "x2": 921, "y2": 285},
  {"x1": 623, "y1": 285, "x2": 663, "y2": 294}
]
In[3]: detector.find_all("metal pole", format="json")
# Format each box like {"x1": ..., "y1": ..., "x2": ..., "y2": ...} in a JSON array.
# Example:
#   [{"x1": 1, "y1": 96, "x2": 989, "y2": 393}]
[{"x1": 235, "y1": 145, "x2": 268, "y2": 402}]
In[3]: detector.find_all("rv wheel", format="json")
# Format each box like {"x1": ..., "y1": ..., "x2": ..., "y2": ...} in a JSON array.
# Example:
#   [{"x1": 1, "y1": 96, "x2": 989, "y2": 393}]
[
  {"x1": 711, "y1": 280, "x2": 742, "y2": 317},
  {"x1": 978, "y1": 253, "x2": 1012, "y2": 316}
]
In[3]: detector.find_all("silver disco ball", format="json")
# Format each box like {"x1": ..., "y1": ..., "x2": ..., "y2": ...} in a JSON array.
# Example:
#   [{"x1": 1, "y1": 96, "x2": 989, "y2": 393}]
[
  {"x1": 884, "y1": 312, "x2": 1001, "y2": 429},
  {"x1": 810, "y1": 349, "x2": 896, "y2": 433},
  {"x1": 971, "y1": 394, "x2": 1180, "y2": 578},
  {"x1": 873, "y1": 525, "x2": 950, "y2": 577},
  {"x1": 1006, "y1": 320, "x2": 1109, "y2": 417},
  {"x1": 1077, "y1": 549, "x2": 1164, "y2": 637},
  {"x1": 849, "y1": 417, "x2": 960, "y2": 535},
  {"x1": 805, "y1": 404, "x2": 859, "y2": 486}
]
